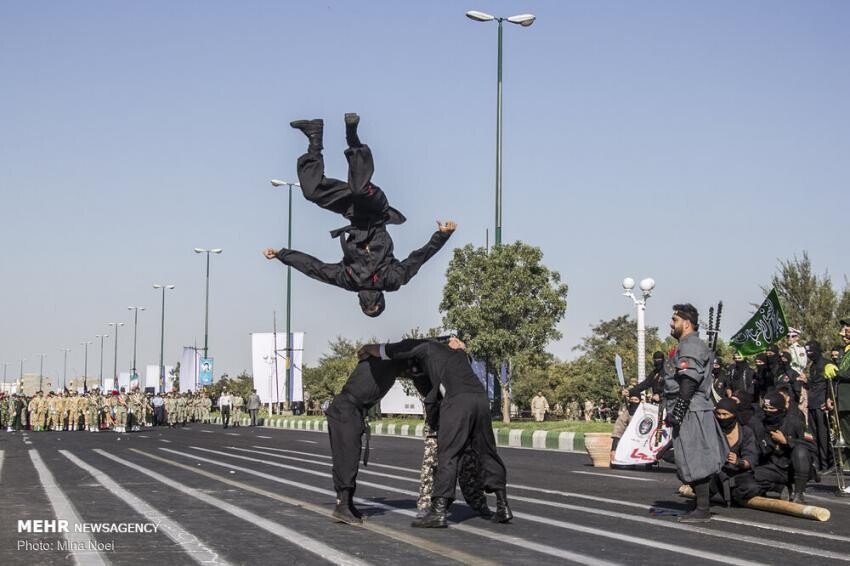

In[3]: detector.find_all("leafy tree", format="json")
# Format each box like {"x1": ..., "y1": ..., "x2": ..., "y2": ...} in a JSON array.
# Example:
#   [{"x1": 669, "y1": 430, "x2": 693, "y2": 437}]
[
  {"x1": 207, "y1": 371, "x2": 253, "y2": 401},
  {"x1": 440, "y1": 242, "x2": 568, "y2": 422},
  {"x1": 302, "y1": 337, "x2": 363, "y2": 404},
  {"x1": 766, "y1": 252, "x2": 842, "y2": 349},
  {"x1": 561, "y1": 315, "x2": 665, "y2": 409}
]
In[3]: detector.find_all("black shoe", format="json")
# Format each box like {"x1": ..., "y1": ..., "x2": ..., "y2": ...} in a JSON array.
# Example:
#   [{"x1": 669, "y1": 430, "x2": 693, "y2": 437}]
[
  {"x1": 344, "y1": 113, "x2": 361, "y2": 147},
  {"x1": 332, "y1": 502, "x2": 362, "y2": 525},
  {"x1": 344, "y1": 113, "x2": 360, "y2": 127},
  {"x1": 491, "y1": 490, "x2": 513, "y2": 523},
  {"x1": 678, "y1": 508, "x2": 712, "y2": 523},
  {"x1": 470, "y1": 501, "x2": 493, "y2": 519},
  {"x1": 290, "y1": 119, "x2": 324, "y2": 152},
  {"x1": 411, "y1": 497, "x2": 449, "y2": 528},
  {"x1": 792, "y1": 493, "x2": 807, "y2": 505}
]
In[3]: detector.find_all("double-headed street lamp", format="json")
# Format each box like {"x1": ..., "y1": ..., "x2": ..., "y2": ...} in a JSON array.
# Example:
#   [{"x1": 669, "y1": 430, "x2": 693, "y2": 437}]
[
  {"x1": 622, "y1": 277, "x2": 656, "y2": 384},
  {"x1": 194, "y1": 248, "x2": 223, "y2": 361},
  {"x1": 128, "y1": 306, "x2": 145, "y2": 387},
  {"x1": 153, "y1": 284, "x2": 175, "y2": 393},
  {"x1": 107, "y1": 322, "x2": 124, "y2": 390},
  {"x1": 465, "y1": 10, "x2": 536, "y2": 246},
  {"x1": 271, "y1": 179, "x2": 300, "y2": 408},
  {"x1": 95, "y1": 334, "x2": 108, "y2": 389},
  {"x1": 60, "y1": 347, "x2": 72, "y2": 390}
]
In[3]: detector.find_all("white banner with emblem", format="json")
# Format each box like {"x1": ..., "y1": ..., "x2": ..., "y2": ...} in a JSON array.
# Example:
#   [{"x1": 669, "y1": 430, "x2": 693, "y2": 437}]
[{"x1": 612, "y1": 402, "x2": 672, "y2": 466}]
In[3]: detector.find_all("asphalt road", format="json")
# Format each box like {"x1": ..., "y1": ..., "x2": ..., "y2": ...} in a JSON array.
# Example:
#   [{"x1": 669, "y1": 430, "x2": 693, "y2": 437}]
[{"x1": 1, "y1": 424, "x2": 849, "y2": 565}]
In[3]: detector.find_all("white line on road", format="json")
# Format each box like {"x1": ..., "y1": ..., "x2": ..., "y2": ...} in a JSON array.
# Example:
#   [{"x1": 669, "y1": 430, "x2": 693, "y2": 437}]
[
  {"x1": 60, "y1": 450, "x2": 231, "y2": 565},
  {"x1": 572, "y1": 470, "x2": 656, "y2": 482},
  {"x1": 158, "y1": 447, "x2": 617, "y2": 566},
  {"x1": 159, "y1": 439, "x2": 172, "y2": 443},
  {"x1": 0, "y1": 450, "x2": 3, "y2": 481},
  {"x1": 297, "y1": 439, "x2": 318, "y2": 444},
  {"x1": 29, "y1": 450, "x2": 107, "y2": 566},
  {"x1": 225, "y1": 433, "x2": 239, "y2": 436},
  {"x1": 256, "y1": 435, "x2": 272, "y2": 439},
  {"x1": 200, "y1": 431, "x2": 214, "y2": 434},
  {"x1": 138, "y1": 435, "x2": 149, "y2": 438},
  {"x1": 94, "y1": 449, "x2": 371, "y2": 566}
]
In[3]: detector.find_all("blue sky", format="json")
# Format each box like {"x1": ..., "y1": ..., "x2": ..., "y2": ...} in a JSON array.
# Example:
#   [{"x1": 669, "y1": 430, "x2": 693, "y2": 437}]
[{"x1": 2, "y1": 1, "x2": 848, "y2": 383}]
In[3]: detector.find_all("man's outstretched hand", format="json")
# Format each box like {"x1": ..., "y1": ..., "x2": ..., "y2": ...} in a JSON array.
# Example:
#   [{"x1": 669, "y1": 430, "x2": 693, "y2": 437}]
[
  {"x1": 357, "y1": 344, "x2": 381, "y2": 361},
  {"x1": 438, "y1": 220, "x2": 457, "y2": 234},
  {"x1": 263, "y1": 248, "x2": 278, "y2": 260}
]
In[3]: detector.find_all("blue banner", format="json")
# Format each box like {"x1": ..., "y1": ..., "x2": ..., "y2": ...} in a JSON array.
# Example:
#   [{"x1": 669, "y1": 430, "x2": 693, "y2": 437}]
[{"x1": 199, "y1": 358, "x2": 213, "y2": 386}]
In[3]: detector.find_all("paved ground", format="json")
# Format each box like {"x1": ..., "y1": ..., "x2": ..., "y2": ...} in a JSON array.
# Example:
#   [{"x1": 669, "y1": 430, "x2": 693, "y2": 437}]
[{"x1": 1, "y1": 425, "x2": 848, "y2": 566}]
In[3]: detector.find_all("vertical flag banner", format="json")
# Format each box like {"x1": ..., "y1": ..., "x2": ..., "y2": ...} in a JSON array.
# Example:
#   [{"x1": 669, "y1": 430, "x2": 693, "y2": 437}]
[
  {"x1": 179, "y1": 347, "x2": 200, "y2": 393},
  {"x1": 199, "y1": 358, "x2": 213, "y2": 386},
  {"x1": 729, "y1": 288, "x2": 789, "y2": 356},
  {"x1": 251, "y1": 332, "x2": 305, "y2": 404}
]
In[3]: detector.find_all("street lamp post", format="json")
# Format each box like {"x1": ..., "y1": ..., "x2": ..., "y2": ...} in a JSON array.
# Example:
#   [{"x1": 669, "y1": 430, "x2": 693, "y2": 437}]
[
  {"x1": 193, "y1": 248, "x2": 223, "y2": 361},
  {"x1": 153, "y1": 284, "x2": 175, "y2": 393},
  {"x1": 622, "y1": 277, "x2": 656, "y2": 384},
  {"x1": 81, "y1": 341, "x2": 92, "y2": 392},
  {"x1": 2, "y1": 362, "x2": 8, "y2": 392},
  {"x1": 36, "y1": 353, "x2": 47, "y2": 392},
  {"x1": 465, "y1": 10, "x2": 536, "y2": 246},
  {"x1": 128, "y1": 306, "x2": 146, "y2": 388},
  {"x1": 95, "y1": 334, "x2": 108, "y2": 389},
  {"x1": 271, "y1": 179, "x2": 299, "y2": 408},
  {"x1": 107, "y1": 322, "x2": 124, "y2": 390},
  {"x1": 19, "y1": 358, "x2": 25, "y2": 394},
  {"x1": 60, "y1": 348, "x2": 72, "y2": 390}
]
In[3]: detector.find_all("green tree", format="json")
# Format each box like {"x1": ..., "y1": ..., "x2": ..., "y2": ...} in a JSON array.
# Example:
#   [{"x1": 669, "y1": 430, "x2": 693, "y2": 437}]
[
  {"x1": 208, "y1": 371, "x2": 253, "y2": 400},
  {"x1": 561, "y1": 315, "x2": 665, "y2": 410},
  {"x1": 767, "y1": 252, "x2": 841, "y2": 349},
  {"x1": 440, "y1": 242, "x2": 568, "y2": 422},
  {"x1": 302, "y1": 337, "x2": 363, "y2": 404}
]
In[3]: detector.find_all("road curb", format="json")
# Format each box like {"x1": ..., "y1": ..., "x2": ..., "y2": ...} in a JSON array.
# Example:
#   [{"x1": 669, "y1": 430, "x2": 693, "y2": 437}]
[{"x1": 210, "y1": 416, "x2": 589, "y2": 453}]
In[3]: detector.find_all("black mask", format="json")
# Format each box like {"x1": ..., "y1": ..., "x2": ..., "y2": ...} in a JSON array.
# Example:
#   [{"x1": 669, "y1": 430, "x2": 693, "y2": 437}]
[
  {"x1": 762, "y1": 410, "x2": 785, "y2": 431},
  {"x1": 653, "y1": 359, "x2": 664, "y2": 371},
  {"x1": 627, "y1": 401, "x2": 640, "y2": 416},
  {"x1": 717, "y1": 416, "x2": 737, "y2": 434}
]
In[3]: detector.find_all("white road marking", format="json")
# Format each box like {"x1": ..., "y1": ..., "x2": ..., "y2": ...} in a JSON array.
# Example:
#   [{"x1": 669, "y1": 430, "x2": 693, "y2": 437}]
[
  {"x1": 0, "y1": 450, "x2": 3, "y2": 481},
  {"x1": 29, "y1": 450, "x2": 108, "y2": 566},
  {"x1": 297, "y1": 439, "x2": 318, "y2": 444},
  {"x1": 225, "y1": 433, "x2": 239, "y2": 436},
  {"x1": 160, "y1": 439, "x2": 172, "y2": 443},
  {"x1": 158, "y1": 448, "x2": 617, "y2": 566},
  {"x1": 256, "y1": 435, "x2": 272, "y2": 439},
  {"x1": 94, "y1": 449, "x2": 371, "y2": 566},
  {"x1": 138, "y1": 435, "x2": 149, "y2": 438},
  {"x1": 60, "y1": 450, "x2": 230, "y2": 565},
  {"x1": 200, "y1": 430, "x2": 214, "y2": 434},
  {"x1": 572, "y1": 470, "x2": 656, "y2": 482}
]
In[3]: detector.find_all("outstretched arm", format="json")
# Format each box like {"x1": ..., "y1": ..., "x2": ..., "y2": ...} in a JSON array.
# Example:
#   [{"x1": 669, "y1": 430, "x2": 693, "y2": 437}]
[
  {"x1": 264, "y1": 248, "x2": 353, "y2": 290},
  {"x1": 377, "y1": 221, "x2": 456, "y2": 291}
]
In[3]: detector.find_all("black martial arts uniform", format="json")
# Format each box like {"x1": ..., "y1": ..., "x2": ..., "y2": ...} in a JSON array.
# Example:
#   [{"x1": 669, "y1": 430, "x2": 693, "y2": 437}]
[
  {"x1": 710, "y1": 419, "x2": 760, "y2": 505},
  {"x1": 326, "y1": 357, "x2": 430, "y2": 522},
  {"x1": 380, "y1": 339, "x2": 511, "y2": 525}
]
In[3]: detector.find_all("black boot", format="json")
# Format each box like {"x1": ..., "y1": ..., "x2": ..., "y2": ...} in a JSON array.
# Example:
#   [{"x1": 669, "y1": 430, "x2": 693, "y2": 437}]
[
  {"x1": 679, "y1": 479, "x2": 712, "y2": 523},
  {"x1": 332, "y1": 489, "x2": 362, "y2": 525},
  {"x1": 344, "y1": 113, "x2": 361, "y2": 147},
  {"x1": 290, "y1": 119, "x2": 324, "y2": 153},
  {"x1": 347, "y1": 488, "x2": 363, "y2": 520},
  {"x1": 491, "y1": 490, "x2": 513, "y2": 523},
  {"x1": 411, "y1": 496, "x2": 449, "y2": 528}
]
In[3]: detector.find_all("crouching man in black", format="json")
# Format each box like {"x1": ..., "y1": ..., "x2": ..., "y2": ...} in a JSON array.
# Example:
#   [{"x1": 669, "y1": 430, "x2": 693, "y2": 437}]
[
  {"x1": 751, "y1": 391, "x2": 813, "y2": 503},
  {"x1": 359, "y1": 336, "x2": 512, "y2": 528},
  {"x1": 326, "y1": 356, "x2": 431, "y2": 524},
  {"x1": 711, "y1": 399, "x2": 760, "y2": 505}
]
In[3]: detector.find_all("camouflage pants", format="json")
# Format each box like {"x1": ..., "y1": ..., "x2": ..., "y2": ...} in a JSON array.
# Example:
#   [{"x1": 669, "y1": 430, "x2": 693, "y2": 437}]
[{"x1": 417, "y1": 426, "x2": 487, "y2": 512}]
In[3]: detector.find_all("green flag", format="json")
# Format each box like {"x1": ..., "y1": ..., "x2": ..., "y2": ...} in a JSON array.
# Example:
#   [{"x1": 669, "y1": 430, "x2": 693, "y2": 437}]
[{"x1": 729, "y1": 289, "x2": 789, "y2": 356}]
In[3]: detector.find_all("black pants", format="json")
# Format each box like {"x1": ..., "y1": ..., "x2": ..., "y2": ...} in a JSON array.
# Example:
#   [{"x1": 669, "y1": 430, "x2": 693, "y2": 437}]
[
  {"x1": 753, "y1": 444, "x2": 812, "y2": 494},
  {"x1": 326, "y1": 394, "x2": 367, "y2": 493},
  {"x1": 249, "y1": 409, "x2": 258, "y2": 426},
  {"x1": 154, "y1": 406, "x2": 164, "y2": 426},
  {"x1": 710, "y1": 471, "x2": 760, "y2": 505},
  {"x1": 808, "y1": 407, "x2": 833, "y2": 470},
  {"x1": 296, "y1": 145, "x2": 385, "y2": 218},
  {"x1": 221, "y1": 406, "x2": 231, "y2": 428},
  {"x1": 433, "y1": 393, "x2": 507, "y2": 500}
]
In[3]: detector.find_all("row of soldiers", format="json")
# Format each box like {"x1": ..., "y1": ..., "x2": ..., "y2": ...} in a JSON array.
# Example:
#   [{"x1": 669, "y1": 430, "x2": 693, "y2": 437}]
[{"x1": 0, "y1": 389, "x2": 218, "y2": 432}]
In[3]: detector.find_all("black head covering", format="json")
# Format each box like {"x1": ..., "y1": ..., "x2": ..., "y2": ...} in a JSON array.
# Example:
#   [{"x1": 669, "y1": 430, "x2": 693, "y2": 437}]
[
  {"x1": 716, "y1": 398, "x2": 738, "y2": 415},
  {"x1": 805, "y1": 340, "x2": 822, "y2": 360},
  {"x1": 763, "y1": 391, "x2": 787, "y2": 411},
  {"x1": 358, "y1": 290, "x2": 386, "y2": 317},
  {"x1": 652, "y1": 351, "x2": 665, "y2": 361}
]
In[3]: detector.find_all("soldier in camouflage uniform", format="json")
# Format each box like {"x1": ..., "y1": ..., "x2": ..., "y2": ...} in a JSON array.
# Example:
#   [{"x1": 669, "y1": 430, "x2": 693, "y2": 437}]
[
  {"x1": 232, "y1": 394, "x2": 244, "y2": 427},
  {"x1": 202, "y1": 393, "x2": 212, "y2": 423},
  {"x1": 114, "y1": 389, "x2": 128, "y2": 433},
  {"x1": 176, "y1": 393, "x2": 188, "y2": 426},
  {"x1": 84, "y1": 392, "x2": 98, "y2": 432},
  {"x1": 102, "y1": 392, "x2": 115, "y2": 430},
  {"x1": 166, "y1": 393, "x2": 178, "y2": 427},
  {"x1": 47, "y1": 392, "x2": 62, "y2": 431},
  {"x1": 30, "y1": 391, "x2": 46, "y2": 431},
  {"x1": 0, "y1": 393, "x2": 8, "y2": 430}
]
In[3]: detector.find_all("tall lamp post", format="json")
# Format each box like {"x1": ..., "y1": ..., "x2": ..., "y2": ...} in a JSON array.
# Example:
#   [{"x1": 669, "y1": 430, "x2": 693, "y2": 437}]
[
  {"x1": 95, "y1": 334, "x2": 108, "y2": 390},
  {"x1": 128, "y1": 306, "x2": 145, "y2": 388},
  {"x1": 19, "y1": 358, "x2": 25, "y2": 394},
  {"x1": 622, "y1": 277, "x2": 655, "y2": 384},
  {"x1": 107, "y1": 322, "x2": 124, "y2": 390},
  {"x1": 271, "y1": 179, "x2": 299, "y2": 408},
  {"x1": 465, "y1": 10, "x2": 536, "y2": 246},
  {"x1": 193, "y1": 248, "x2": 223, "y2": 361},
  {"x1": 60, "y1": 347, "x2": 72, "y2": 390},
  {"x1": 80, "y1": 341, "x2": 92, "y2": 392},
  {"x1": 36, "y1": 353, "x2": 47, "y2": 392},
  {"x1": 2, "y1": 361, "x2": 8, "y2": 392},
  {"x1": 153, "y1": 284, "x2": 175, "y2": 393}
]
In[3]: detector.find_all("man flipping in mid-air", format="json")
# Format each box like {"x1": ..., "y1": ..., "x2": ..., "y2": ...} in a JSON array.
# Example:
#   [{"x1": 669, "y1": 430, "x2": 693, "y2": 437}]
[{"x1": 264, "y1": 114, "x2": 455, "y2": 317}]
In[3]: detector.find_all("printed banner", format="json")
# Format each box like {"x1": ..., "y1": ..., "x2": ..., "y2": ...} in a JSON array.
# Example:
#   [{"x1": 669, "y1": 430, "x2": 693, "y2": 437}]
[
  {"x1": 612, "y1": 402, "x2": 672, "y2": 466},
  {"x1": 729, "y1": 288, "x2": 789, "y2": 356},
  {"x1": 250, "y1": 332, "x2": 305, "y2": 404},
  {"x1": 199, "y1": 358, "x2": 213, "y2": 386}
]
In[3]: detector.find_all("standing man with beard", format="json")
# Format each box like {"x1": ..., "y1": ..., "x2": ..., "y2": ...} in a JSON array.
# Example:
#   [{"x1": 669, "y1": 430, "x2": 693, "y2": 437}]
[
  {"x1": 805, "y1": 341, "x2": 838, "y2": 473},
  {"x1": 664, "y1": 304, "x2": 727, "y2": 522}
]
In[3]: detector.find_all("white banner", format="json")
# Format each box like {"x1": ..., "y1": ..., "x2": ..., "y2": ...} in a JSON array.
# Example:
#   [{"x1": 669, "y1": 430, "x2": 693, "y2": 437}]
[
  {"x1": 380, "y1": 381, "x2": 423, "y2": 415},
  {"x1": 118, "y1": 372, "x2": 130, "y2": 392},
  {"x1": 145, "y1": 364, "x2": 174, "y2": 393},
  {"x1": 612, "y1": 402, "x2": 672, "y2": 466},
  {"x1": 179, "y1": 347, "x2": 200, "y2": 393},
  {"x1": 250, "y1": 332, "x2": 304, "y2": 404}
]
